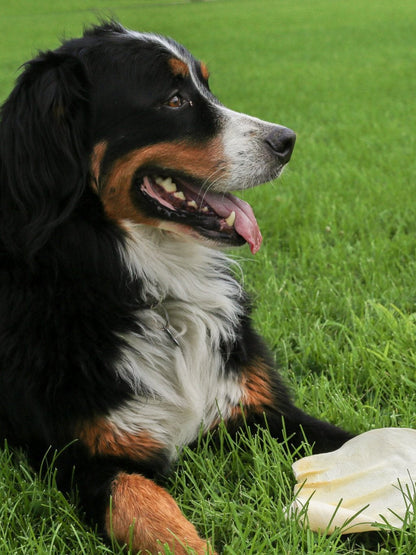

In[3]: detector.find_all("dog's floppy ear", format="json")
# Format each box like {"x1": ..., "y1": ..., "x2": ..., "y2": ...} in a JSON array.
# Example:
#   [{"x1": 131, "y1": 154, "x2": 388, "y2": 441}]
[{"x1": 0, "y1": 51, "x2": 90, "y2": 259}]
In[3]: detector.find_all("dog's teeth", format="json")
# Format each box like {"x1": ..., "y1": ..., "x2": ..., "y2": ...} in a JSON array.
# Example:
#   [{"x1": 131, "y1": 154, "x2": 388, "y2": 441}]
[
  {"x1": 201, "y1": 206, "x2": 209, "y2": 213},
  {"x1": 187, "y1": 200, "x2": 198, "y2": 209},
  {"x1": 173, "y1": 191, "x2": 186, "y2": 201},
  {"x1": 225, "y1": 211, "x2": 236, "y2": 227},
  {"x1": 156, "y1": 176, "x2": 177, "y2": 193},
  {"x1": 163, "y1": 177, "x2": 177, "y2": 192}
]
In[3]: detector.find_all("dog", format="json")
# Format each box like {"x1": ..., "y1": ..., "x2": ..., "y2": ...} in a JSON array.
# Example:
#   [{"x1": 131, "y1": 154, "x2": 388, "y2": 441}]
[{"x1": 0, "y1": 21, "x2": 352, "y2": 554}]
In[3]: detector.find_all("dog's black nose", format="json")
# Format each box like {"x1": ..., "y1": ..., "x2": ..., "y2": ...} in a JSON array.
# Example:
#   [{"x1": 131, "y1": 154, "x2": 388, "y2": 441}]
[{"x1": 265, "y1": 127, "x2": 296, "y2": 164}]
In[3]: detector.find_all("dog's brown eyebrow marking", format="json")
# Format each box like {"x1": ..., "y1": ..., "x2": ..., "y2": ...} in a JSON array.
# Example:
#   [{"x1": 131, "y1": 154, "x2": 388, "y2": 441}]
[
  {"x1": 200, "y1": 61, "x2": 210, "y2": 81},
  {"x1": 168, "y1": 57, "x2": 190, "y2": 77}
]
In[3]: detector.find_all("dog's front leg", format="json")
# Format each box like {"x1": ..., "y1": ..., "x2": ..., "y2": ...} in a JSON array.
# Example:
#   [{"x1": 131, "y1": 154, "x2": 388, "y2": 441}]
[
  {"x1": 107, "y1": 472, "x2": 215, "y2": 555},
  {"x1": 223, "y1": 348, "x2": 353, "y2": 454},
  {"x1": 72, "y1": 418, "x2": 216, "y2": 554}
]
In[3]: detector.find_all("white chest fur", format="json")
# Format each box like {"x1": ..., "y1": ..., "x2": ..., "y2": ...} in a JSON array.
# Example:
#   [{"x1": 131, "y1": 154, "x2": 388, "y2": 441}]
[{"x1": 108, "y1": 224, "x2": 244, "y2": 459}]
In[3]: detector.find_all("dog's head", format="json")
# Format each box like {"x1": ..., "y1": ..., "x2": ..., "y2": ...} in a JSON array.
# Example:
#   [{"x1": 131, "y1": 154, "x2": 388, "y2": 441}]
[{"x1": 0, "y1": 21, "x2": 295, "y2": 258}]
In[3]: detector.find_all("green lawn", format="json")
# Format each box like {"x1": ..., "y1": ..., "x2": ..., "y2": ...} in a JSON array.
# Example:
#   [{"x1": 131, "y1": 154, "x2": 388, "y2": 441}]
[{"x1": 1, "y1": 0, "x2": 416, "y2": 552}]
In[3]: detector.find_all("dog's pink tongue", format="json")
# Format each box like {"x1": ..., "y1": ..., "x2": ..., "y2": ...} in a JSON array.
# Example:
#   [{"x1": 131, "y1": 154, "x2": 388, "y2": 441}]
[{"x1": 206, "y1": 193, "x2": 263, "y2": 254}]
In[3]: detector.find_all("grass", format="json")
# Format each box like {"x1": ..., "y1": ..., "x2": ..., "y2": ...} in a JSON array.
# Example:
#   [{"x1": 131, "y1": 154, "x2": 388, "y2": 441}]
[{"x1": 1, "y1": 0, "x2": 416, "y2": 552}]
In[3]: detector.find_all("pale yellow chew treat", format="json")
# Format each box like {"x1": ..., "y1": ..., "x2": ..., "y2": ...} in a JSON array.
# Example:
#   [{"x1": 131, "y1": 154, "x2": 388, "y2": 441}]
[{"x1": 288, "y1": 428, "x2": 416, "y2": 534}]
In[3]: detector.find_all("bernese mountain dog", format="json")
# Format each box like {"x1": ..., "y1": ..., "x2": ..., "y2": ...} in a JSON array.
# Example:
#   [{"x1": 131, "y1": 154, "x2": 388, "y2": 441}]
[{"x1": 0, "y1": 21, "x2": 352, "y2": 554}]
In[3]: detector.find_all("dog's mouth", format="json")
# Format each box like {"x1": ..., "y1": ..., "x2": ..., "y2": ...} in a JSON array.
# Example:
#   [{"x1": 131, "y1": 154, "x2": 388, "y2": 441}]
[{"x1": 135, "y1": 172, "x2": 262, "y2": 253}]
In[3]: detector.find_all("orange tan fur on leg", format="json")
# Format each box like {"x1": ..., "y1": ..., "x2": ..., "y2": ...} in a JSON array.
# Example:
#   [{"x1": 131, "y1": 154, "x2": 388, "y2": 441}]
[
  {"x1": 228, "y1": 359, "x2": 275, "y2": 423},
  {"x1": 76, "y1": 417, "x2": 164, "y2": 461},
  {"x1": 240, "y1": 359, "x2": 274, "y2": 409},
  {"x1": 107, "y1": 473, "x2": 216, "y2": 555}
]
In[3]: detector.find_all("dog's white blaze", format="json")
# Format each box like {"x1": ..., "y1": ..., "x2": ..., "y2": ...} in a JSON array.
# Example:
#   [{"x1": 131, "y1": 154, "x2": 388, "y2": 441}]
[
  {"x1": 109, "y1": 224, "x2": 244, "y2": 459},
  {"x1": 125, "y1": 29, "x2": 186, "y2": 62}
]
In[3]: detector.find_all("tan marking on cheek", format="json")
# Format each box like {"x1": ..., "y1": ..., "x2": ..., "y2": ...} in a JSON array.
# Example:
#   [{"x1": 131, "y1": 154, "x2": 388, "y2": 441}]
[
  {"x1": 107, "y1": 472, "x2": 215, "y2": 554},
  {"x1": 168, "y1": 57, "x2": 190, "y2": 78},
  {"x1": 90, "y1": 141, "x2": 108, "y2": 193},
  {"x1": 101, "y1": 139, "x2": 226, "y2": 226},
  {"x1": 200, "y1": 62, "x2": 210, "y2": 81},
  {"x1": 77, "y1": 418, "x2": 163, "y2": 461},
  {"x1": 102, "y1": 175, "x2": 159, "y2": 227}
]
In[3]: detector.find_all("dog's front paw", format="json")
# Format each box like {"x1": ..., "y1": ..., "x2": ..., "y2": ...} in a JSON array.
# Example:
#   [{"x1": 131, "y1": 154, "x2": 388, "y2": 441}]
[{"x1": 107, "y1": 472, "x2": 216, "y2": 554}]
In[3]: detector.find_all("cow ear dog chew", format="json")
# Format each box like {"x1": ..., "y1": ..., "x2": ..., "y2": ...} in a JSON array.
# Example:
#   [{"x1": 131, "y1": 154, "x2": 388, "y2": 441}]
[
  {"x1": 289, "y1": 428, "x2": 416, "y2": 534},
  {"x1": 0, "y1": 21, "x2": 352, "y2": 554}
]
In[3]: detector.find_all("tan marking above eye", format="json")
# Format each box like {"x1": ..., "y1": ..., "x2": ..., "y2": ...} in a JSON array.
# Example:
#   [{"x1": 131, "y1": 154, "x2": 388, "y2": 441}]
[
  {"x1": 168, "y1": 57, "x2": 190, "y2": 78},
  {"x1": 200, "y1": 61, "x2": 210, "y2": 81}
]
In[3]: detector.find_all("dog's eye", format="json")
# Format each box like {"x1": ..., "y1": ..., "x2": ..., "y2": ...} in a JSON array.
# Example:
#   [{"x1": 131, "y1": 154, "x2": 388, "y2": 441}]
[{"x1": 165, "y1": 94, "x2": 186, "y2": 108}]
